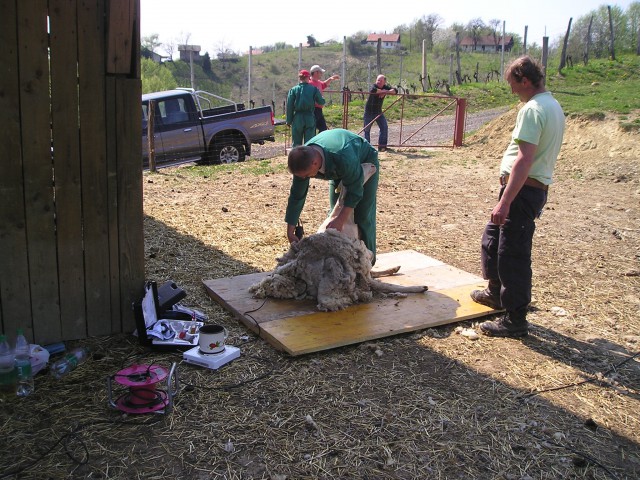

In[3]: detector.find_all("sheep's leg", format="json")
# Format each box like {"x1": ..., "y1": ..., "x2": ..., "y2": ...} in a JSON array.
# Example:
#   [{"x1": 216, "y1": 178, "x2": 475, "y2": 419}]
[
  {"x1": 371, "y1": 266, "x2": 401, "y2": 278},
  {"x1": 369, "y1": 279, "x2": 428, "y2": 294}
]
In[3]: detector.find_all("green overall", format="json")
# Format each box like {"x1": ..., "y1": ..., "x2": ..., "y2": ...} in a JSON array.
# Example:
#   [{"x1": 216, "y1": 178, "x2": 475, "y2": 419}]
[
  {"x1": 285, "y1": 129, "x2": 380, "y2": 264},
  {"x1": 286, "y1": 82, "x2": 325, "y2": 147}
]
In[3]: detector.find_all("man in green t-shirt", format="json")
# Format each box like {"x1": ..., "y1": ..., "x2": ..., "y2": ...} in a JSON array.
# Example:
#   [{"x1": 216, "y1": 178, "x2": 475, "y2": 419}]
[
  {"x1": 471, "y1": 55, "x2": 565, "y2": 338},
  {"x1": 285, "y1": 129, "x2": 379, "y2": 264}
]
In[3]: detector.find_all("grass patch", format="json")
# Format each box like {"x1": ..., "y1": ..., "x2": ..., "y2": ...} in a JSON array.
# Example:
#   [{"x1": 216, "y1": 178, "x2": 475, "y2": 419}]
[{"x1": 177, "y1": 159, "x2": 287, "y2": 178}]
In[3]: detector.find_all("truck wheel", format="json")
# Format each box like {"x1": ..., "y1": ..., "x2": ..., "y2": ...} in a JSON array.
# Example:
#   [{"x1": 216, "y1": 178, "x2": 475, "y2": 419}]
[{"x1": 215, "y1": 141, "x2": 245, "y2": 164}]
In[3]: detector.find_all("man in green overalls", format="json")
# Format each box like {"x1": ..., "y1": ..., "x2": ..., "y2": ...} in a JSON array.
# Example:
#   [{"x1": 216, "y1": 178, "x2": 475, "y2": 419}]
[
  {"x1": 285, "y1": 129, "x2": 380, "y2": 264},
  {"x1": 286, "y1": 70, "x2": 325, "y2": 147}
]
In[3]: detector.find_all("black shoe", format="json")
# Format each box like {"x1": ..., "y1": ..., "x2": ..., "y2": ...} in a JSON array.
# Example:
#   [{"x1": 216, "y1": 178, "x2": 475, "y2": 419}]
[
  {"x1": 470, "y1": 289, "x2": 502, "y2": 310},
  {"x1": 480, "y1": 314, "x2": 528, "y2": 338}
]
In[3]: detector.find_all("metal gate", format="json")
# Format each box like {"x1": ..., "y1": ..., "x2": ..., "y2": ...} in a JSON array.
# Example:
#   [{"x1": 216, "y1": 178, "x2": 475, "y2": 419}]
[{"x1": 341, "y1": 90, "x2": 467, "y2": 149}]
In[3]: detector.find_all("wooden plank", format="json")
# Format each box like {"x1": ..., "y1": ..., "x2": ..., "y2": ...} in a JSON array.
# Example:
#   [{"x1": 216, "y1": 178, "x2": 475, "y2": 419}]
[
  {"x1": 79, "y1": 0, "x2": 113, "y2": 337},
  {"x1": 17, "y1": 0, "x2": 61, "y2": 343},
  {"x1": 106, "y1": 0, "x2": 136, "y2": 74},
  {"x1": 372, "y1": 249, "x2": 444, "y2": 272},
  {"x1": 260, "y1": 283, "x2": 496, "y2": 355},
  {"x1": 203, "y1": 251, "x2": 498, "y2": 355},
  {"x1": 203, "y1": 272, "x2": 321, "y2": 327},
  {"x1": 50, "y1": 0, "x2": 86, "y2": 340},
  {"x1": 0, "y1": 0, "x2": 32, "y2": 336},
  {"x1": 115, "y1": 77, "x2": 145, "y2": 332},
  {"x1": 202, "y1": 250, "x2": 486, "y2": 325},
  {"x1": 131, "y1": 0, "x2": 141, "y2": 79},
  {"x1": 105, "y1": 77, "x2": 122, "y2": 333}
]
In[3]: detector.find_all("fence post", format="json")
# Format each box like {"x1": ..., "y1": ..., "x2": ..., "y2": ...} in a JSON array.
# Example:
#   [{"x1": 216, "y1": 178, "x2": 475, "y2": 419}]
[
  {"x1": 453, "y1": 98, "x2": 466, "y2": 147},
  {"x1": 148, "y1": 100, "x2": 156, "y2": 172},
  {"x1": 342, "y1": 89, "x2": 349, "y2": 129}
]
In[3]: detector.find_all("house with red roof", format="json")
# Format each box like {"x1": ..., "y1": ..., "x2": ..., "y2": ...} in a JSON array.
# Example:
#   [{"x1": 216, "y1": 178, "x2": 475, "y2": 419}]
[{"x1": 366, "y1": 33, "x2": 401, "y2": 49}]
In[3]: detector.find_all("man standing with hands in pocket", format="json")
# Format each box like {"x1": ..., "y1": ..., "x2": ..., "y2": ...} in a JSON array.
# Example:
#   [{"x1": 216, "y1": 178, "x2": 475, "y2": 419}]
[{"x1": 471, "y1": 56, "x2": 565, "y2": 338}]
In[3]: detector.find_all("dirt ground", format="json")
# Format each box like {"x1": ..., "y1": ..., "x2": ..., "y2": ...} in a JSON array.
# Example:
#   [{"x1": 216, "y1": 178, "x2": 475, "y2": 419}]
[{"x1": 2, "y1": 110, "x2": 639, "y2": 479}]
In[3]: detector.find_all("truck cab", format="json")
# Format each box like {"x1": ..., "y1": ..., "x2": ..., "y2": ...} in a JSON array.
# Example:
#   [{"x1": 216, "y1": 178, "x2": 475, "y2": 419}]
[
  {"x1": 142, "y1": 91, "x2": 205, "y2": 167},
  {"x1": 142, "y1": 89, "x2": 275, "y2": 168}
]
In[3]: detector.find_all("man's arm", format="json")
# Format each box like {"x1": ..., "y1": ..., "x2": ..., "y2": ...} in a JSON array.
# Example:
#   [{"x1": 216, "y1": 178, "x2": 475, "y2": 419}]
[
  {"x1": 325, "y1": 206, "x2": 353, "y2": 232},
  {"x1": 314, "y1": 86, "x2": 326, "y2": 106},
  {"x1": 325, "y1": 74, "x2": 340, "y2": 86},
  {"x1": 491, "y1": 141, "x2": 537, "y2": 225},
  {"x1": 285, "y1": 88, "x2": 295, "y2": 125},
  {"x1": 286, "y1": 223, "x2": 299, "y2": 243}
]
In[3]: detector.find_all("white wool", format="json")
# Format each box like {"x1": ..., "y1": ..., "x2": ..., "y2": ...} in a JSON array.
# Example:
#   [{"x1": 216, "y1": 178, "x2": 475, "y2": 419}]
[{"x1": 249, "y1": 229, "x2": 426, "y2": 311}]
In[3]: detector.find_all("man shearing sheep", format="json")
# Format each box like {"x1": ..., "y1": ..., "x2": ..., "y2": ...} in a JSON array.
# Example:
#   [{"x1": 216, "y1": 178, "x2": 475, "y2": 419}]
[{"x1": 285, "y1": 129, "x2": 380, "y2": 265}]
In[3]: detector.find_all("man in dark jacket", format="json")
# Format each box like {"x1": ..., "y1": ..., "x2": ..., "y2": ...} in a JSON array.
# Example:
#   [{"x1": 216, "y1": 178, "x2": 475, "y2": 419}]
[{"x1": 363, "y1": 74, "x2": 397, "y2": 152}]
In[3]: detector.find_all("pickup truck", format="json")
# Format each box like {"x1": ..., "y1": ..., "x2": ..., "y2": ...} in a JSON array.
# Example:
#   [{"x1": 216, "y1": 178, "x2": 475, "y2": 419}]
[{"x1": 142, "y1": 88, "x2": 276, "y2": 167}]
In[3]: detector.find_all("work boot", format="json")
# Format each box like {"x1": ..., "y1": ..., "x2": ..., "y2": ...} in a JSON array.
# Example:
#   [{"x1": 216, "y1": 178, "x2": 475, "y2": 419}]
[
  {"x1": 470, "y1": 288, "x2": 502, "y2": 310},
  {"x1": 479, "y1": 313, "x2": 529, "y2": 338}
]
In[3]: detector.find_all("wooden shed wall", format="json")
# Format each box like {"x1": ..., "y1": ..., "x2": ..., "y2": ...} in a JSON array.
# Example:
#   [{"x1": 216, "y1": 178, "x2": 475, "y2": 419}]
[{"x1": 0, "y1": 0, "x2": 144, "y2": 344}]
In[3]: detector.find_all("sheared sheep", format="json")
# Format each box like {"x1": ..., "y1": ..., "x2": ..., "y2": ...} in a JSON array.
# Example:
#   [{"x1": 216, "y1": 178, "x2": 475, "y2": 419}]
[
  {"x1": 318, "y1": 162, "x2": 402, "y2": 278},
  {"x1": 249, "y1": 163, "x2": 428, "y2": 311},
  {"x1": 249, "y1": 229, "x2": 427, "y2": 311}
]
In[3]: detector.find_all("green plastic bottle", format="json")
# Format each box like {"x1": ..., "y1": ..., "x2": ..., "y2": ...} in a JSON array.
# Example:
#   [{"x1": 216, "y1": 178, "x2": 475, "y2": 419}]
[{"x1": 0, "y1": 334, "x2": 17, "y2": 396}]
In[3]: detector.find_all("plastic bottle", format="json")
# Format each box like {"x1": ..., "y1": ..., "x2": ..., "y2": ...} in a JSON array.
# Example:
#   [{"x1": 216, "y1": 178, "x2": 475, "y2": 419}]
[
  {"x1": 0, "y1": 335, "x2": 17, "y2": 397},
  {"x1": 15, "y1": 329, "x2": 34, "y2": 397},
  {"x1": 188, "y1": 312, "x2": 198, "y2": 335},
  {"x1": 50, "y1": 347, "x2": 89, "y2": 379}
]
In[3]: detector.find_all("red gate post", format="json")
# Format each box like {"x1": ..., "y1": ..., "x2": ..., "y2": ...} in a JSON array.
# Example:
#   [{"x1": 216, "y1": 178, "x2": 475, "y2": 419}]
[
  {"x1": 453, "y1": 98, "x2": 467, "y2": 147},
  {"x1": 342, "y1": 89, "x2": 349, "y2": 129}
]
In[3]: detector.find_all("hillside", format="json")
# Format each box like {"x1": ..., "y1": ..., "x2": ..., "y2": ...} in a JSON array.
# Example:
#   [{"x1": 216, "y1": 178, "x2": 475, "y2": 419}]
[
  {"x1": 163, "y1": 45, "x2": 519, "y2": 114},
  {"x1": 144, "y1": 50, "x2": 640, "y2": 128}
]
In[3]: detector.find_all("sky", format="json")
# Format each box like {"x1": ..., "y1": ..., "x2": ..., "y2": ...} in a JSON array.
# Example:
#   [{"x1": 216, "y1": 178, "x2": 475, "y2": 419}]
[{"x1": 140, "y1": 0, "x2": 636, "y2": 57}]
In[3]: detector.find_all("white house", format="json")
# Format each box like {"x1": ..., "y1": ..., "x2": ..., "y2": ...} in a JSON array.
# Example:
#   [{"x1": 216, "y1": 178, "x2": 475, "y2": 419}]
[{"x1": 365, "y1": 33, "x2": 401, "y2": 49}]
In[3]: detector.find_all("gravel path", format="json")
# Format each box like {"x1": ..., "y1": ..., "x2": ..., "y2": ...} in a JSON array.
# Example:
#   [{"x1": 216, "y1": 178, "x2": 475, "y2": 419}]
[{"x1": 251, "y1": 106, "x2": 510, "y2": 159}]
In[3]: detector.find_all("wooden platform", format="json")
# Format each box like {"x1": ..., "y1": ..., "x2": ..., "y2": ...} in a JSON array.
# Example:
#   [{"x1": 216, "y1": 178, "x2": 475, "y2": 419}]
[{"x1": 202, "y1": 250, "x2": 500, "y2": 355}]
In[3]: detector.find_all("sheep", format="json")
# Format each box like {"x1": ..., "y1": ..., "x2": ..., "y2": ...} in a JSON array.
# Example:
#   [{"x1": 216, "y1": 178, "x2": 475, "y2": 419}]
[
  {"x1": 316, "y1": 162, "x2": 377, "y2": 239},
  {"x1": 249, "y1": 163, "x2": 428, "y2": 311},
  {"x1": 318, "y1": 162, "x2": 400, "y2": 279},
  {"x1": 249, "y1": 228, "x2": 427, "y2": 311}
]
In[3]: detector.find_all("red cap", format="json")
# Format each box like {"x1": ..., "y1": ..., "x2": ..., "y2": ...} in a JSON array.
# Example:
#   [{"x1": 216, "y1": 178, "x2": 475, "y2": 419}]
[{"x1": 299, "y1": 69, "x2": 311, "y2": 77}]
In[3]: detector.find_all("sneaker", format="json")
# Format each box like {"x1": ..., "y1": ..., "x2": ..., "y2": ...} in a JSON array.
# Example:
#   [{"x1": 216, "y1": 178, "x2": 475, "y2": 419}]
[
  {"x1": 470, "y1": 289, "x2": 502, "y2": 310},
  {"x1": 479, "y1": 314, "x2": 528, "y2": 338},
  {"x1": 378, "y1": 147, "x2": 387, "y2": 152}
]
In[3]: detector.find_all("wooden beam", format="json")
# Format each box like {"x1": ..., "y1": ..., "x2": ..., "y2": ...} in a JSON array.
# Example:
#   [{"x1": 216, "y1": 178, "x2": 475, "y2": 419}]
[
  {"x1": 106, "y1": 0, "x2": 137, "y2": 74},
  {"x1": 79, "y1": 0, "x2": 114, "y2": 337},
  {"x1": 0, "y1": 0, "x2": 32, "y2": 337},
  {"x1": 17, "y1": 0, "x2": 62, "y2": 343}
]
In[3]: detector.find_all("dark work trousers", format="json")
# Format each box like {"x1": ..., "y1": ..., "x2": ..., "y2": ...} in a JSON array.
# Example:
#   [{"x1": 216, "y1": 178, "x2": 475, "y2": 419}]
[
  {"x1": 314, "y1": 107, "x2": 328, "y2": 133},
  {"x1": 363, "y1": 111, "x2": 389, "y2": 148},
  {"x1": 480, "y1": 184, "x2": 548, "y2": 318}
]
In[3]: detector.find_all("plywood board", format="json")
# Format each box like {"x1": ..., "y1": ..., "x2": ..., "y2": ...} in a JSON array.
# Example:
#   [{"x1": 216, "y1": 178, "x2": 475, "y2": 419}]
[{"x1": 203, "y1": 250, "x2": 500, "y2": 355}]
